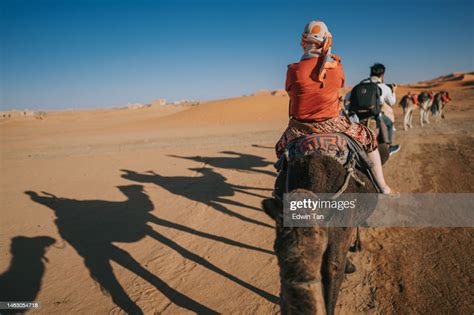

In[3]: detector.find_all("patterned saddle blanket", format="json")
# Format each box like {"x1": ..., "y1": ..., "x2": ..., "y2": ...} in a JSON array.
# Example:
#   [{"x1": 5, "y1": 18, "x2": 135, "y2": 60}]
[
  {"x1": 286, "y1": 133, "x2": 351, "y2": 165},
  {"x1": 273, "y1": 132, "x2": 382, "y2": 199}
]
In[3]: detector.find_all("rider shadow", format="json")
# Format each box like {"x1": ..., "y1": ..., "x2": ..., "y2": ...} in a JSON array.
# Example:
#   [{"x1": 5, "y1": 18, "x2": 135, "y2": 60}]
[
  {"x1": 0, "y1": 235, "x2": 56, "y2": 312},
  {"x1": 25, "y1": 185, "x2": 277, "y2": 314},
  {"x1": 121, "y1": 167, "x2": 273, "y2": 228},
  {"x1": 168, "y1": 151, "x2": 276, "y2": 177}
]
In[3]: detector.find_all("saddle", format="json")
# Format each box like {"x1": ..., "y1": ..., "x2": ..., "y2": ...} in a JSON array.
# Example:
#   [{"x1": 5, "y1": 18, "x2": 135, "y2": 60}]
[
  {"x1": 274, "y1": 133, "x2": 382, "y2": 200},
  {"x1": 287, "y1": 133, "x2": 350, "y2": 164},
  {"x1": 410, "y1": 94, "x2": 419, "y2": 105}
]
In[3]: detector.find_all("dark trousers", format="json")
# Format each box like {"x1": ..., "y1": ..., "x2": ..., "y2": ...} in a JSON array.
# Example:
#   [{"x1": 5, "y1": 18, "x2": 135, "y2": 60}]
[{"x1": 382, "y1": 114, "x2": 393, "y2": 144}]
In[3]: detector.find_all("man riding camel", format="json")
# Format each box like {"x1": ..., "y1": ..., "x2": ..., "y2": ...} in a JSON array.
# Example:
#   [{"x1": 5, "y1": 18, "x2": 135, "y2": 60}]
[
  {"x1": 275, "y1": 20, "x2": 398, "y2": 197},
  {"x1": 356, "y1": 63, "x2": 400, "y2": 156}
]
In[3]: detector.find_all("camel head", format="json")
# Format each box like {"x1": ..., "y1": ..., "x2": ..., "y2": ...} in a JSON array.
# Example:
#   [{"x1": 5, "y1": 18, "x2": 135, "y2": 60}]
[
  {"x1": 10, "y1": 236, "x2": 56, "y2": 263},
  {"x1": 120, "y1": 169, "x2": 156, "y2": 183}
]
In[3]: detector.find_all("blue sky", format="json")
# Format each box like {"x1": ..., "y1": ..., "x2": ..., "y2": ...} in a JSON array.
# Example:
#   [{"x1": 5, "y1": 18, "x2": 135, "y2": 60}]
[{"x1": 1, "y1": 0, "x2": 473, "y2": 110}]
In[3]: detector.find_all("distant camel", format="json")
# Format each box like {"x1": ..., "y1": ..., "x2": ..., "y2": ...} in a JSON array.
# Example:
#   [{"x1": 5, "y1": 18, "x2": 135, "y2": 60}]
[
  {"x1": 431, "y1": 91, "x2": 451, "y2": 123},
  {"x1": 0, "y1": 236, "x2": 56, "y2": 313},
  {"x1": 262, "y1": 152, "x2": 377, "y2": 314},
  {"x1": 399, "y1": 93, "x2": 418, "y2": 130},
  {"x1": 418, "y1": 91, "x2": 435, "y2": 127}
]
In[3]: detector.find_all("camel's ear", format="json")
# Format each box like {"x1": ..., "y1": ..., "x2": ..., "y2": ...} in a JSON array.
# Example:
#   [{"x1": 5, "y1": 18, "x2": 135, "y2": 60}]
[{"x1": 262, "y1": 198, "x2": 282, "y2": 224}]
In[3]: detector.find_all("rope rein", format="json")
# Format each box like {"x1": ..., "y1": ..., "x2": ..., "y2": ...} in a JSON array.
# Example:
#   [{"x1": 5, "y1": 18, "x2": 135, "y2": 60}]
[{"x1": 330, "y1": 157, "x2": 365, "y2": 200}]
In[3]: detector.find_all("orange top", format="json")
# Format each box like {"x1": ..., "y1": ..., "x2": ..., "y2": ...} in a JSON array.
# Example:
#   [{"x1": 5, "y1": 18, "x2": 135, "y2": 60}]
[{"x1": 286, "y1": 56, "x2": 344, "y2": 121}]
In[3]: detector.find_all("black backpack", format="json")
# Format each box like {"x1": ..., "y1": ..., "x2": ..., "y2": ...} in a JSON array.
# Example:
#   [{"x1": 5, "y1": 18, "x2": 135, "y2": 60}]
[{"x1": 349, "y1": 82, "x2": 381, "y2": 119}]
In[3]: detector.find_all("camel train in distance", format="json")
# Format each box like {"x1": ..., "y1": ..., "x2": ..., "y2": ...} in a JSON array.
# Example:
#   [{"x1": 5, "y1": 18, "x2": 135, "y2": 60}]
[{"x1": 399, "y1": 90, "x2": 451, "y2": 130}]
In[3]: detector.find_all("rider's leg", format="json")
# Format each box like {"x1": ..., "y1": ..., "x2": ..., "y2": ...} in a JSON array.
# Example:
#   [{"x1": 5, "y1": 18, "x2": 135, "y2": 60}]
[
  {"x1": 367, "y1": 149, "x2": 393, "y2": 193},
  {"x1": 382, "y1": 114, "x2": 393, "y2": 144},
  {"x1": 344, "y1": 117, "x2": 397, "y2": 195}
]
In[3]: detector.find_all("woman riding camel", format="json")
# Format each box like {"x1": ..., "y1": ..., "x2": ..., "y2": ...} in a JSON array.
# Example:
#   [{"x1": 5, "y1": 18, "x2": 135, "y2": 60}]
[{"x1": 276, "y1": 20, "x2": 398, "y2": 197}]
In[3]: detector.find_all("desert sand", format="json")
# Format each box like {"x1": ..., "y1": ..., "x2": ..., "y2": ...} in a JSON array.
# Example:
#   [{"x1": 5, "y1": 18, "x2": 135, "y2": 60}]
[{"x1": 1, "y1": 73, "x2": 473, "y2": 314}]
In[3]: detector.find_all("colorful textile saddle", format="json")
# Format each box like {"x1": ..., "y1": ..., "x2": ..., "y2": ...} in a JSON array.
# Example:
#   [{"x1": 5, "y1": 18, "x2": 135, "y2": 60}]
[
  {"x1": 286, "y1": 133, "x2": 351, "y2": 165},
  {"x1": 273, "y1": 132, "x2": 382, "y2": 200}
]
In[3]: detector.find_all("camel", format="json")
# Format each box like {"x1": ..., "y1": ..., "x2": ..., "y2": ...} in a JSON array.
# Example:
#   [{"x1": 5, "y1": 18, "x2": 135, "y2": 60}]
[
  {"x1": 431, "y1": 91, "x2": 451, "y2": 123},
  {"x1": 262, "y1": 152, "x2": 378, "y2": 315},
  {"x1": 399, "y1": 93, "x2": 418, "y2": 130},
  {"x1": 418, "y1": 91, "x2": 434, "y2": 127}
]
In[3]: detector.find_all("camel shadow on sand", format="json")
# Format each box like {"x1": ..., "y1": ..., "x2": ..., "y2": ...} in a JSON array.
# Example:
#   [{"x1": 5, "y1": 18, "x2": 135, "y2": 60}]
[
  {"x1": 168, "y1": 150, "x2": 276, "y2": 177},
  {"x1": 25, "y1": 185, "x2": 277, "y2": 314},
  {"x1": 121, "y1": 167, "x2": 273, "y2": 228},
  {"x1": 0, "y1": 236, "x2": 56, "y2": 313}
]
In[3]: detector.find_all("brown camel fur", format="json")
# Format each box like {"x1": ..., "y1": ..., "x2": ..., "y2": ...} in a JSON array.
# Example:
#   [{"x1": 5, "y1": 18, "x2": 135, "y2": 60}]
[{"x1": 263, "y1": 153, "x2": 377, "y2": 314}]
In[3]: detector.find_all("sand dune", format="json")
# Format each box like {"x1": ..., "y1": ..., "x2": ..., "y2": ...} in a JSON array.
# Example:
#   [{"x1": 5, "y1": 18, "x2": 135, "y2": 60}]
[
  {"x1": 0, "y1": 74, "x2": 473, "y2": 314},
  {"x1": 422, "y1": 71, "x2": 474, "y2": 84},
  {"x1": 118, "y1": 95, "x2": 289, "y2": 134},
  {"x1": 406, "y1": 71, "x2": 474, "y2": 90}
]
